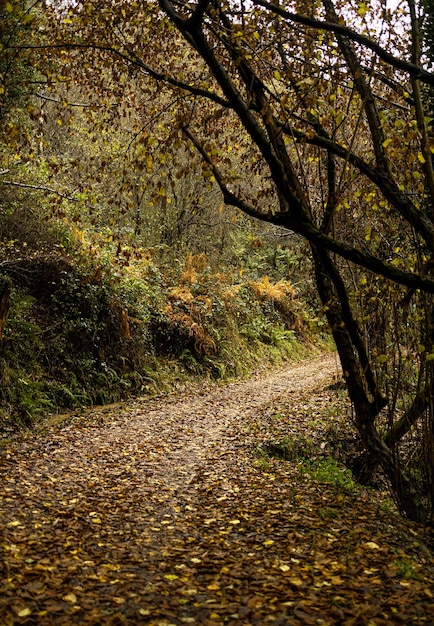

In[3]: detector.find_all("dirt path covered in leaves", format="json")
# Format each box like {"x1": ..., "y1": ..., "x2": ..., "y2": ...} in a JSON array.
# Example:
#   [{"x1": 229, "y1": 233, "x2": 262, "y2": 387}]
[{"x1": 1, "y1": 354, "x2": 434, "y2": 625}]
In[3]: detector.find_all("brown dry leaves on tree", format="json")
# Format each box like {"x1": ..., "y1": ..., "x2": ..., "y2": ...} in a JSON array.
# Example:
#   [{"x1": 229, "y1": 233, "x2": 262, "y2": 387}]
[{"x1": 1, "y1": 355, "x2": 433, "y2": 625}]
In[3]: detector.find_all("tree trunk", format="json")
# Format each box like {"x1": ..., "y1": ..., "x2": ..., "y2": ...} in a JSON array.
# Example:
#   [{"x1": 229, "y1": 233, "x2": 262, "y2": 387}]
[{"x1": 311, "y1": 245, "x2": 428, "y2": 522}]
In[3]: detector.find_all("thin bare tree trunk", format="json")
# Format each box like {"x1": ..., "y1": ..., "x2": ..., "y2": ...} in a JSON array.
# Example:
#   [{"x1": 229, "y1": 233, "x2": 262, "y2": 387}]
[{"x1": 0, "y1": 282, "x2": 11, "y2": 344}]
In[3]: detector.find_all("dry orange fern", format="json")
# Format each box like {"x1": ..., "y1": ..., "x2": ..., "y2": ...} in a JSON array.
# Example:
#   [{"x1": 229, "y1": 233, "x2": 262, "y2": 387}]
[{"x1": 250, "y1": 276, "x2": 295, "y2": 302}]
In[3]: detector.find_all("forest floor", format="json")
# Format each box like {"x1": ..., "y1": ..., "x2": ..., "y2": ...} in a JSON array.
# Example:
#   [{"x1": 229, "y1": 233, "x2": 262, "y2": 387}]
[{"x1": 1, "y1": 354, "x2": 434, "y2": 625}]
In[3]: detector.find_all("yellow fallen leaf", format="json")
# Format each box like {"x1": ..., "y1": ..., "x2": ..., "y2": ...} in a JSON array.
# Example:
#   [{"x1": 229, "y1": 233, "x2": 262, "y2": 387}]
[
  {"x1": 364, "y1": 568, "x2": 380, "y2": 574},
  {"x1": 17, "y1": 608, "x2": 31, "y2": 618},
  {"x1": 329, "y1": 576, "x2": 344, "y2": 585},
  {"x1": 365, "y1": 541, "x2": 380, "y2": 550},
  {"x1": 164, "y1": 574, "x2": 179, "y2": 581},
  {"x1": 63, "y1": 593, "x2": 77, "y2": 604},
  {"x1": 263, "y1": 540, "x2": 274, "y2": 546},
  {"x1": 279, "y1": 564, "x2": 290, "y2": 572},
  {"x1": 182, "y1": 588, "x2": 198, "y2": 596},
  {"x1": 207, "y1": 582, "x2": 220, "y2": 590}
]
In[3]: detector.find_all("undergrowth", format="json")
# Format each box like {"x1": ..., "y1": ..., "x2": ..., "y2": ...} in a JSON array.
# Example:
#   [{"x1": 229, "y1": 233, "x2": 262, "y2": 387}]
[{"x1": 0, "y1": 196, "x2": 328, "y2": 435}]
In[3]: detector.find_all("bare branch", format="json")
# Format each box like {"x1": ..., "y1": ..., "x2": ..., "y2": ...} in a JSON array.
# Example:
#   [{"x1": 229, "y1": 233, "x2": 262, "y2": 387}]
[
  {"x1": 1, "y1": 180, "x2": 97, "y2": 211},
  {"x1": 36, "y1": 93, "x2": 110, "y2": 108},
  {"x1": 182, "y1": 125, "x2": 270, "y2": 221}
]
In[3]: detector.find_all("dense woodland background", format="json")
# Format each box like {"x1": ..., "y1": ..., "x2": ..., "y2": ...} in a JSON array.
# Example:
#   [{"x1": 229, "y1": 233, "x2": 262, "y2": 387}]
[
  {"x1": 1, "y1": 0, "x2": 434, "y2": 524},
  {"x1": 0, "y1": 1, "x2": 325, "y2": 429}
]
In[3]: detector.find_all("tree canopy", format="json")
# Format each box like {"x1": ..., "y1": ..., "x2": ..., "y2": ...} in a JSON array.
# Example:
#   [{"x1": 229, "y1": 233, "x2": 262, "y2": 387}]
[{"x1": 2, "y1": 0, "x2": 434, "y2": 522}]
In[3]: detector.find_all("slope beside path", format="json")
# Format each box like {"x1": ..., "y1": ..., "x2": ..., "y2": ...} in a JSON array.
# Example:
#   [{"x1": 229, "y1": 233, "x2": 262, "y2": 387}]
[{"x1": 1, "y1": 354, "x2": 433, "y2": 625}]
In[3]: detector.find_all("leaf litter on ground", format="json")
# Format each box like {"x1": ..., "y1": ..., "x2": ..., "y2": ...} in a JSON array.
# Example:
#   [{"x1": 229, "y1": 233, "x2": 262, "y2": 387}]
[{"x1": 1, "y1": 354, "x2": 434, "y2": 625}]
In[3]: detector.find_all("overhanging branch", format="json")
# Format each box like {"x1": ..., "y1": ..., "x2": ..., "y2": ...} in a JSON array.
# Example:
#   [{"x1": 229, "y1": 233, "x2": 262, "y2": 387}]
[
  {"x1": 253, "y1": 0, "x2": 434, "y2": 87},
  {"x1": 12, "y1": 42, "x2": 231, "y2": 109},
  {"x1": 277, "y1": 122, "x2": 434, "y2": 248},
  {"x1": 1, "y1": 180, "x2": 98, "y2": 211},
  {"x1": 183, "y1": 126, "x2": 434, "y2": 293}
]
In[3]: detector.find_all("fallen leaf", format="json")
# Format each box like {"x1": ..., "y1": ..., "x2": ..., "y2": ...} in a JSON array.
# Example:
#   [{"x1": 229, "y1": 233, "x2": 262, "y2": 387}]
[
  {"x1": 329, "y1": 576, "x2": 344, "y2": 585},
  {"x1": 63, "y1": 593, "x2": 77, "y2": 604},
  {"x1": 207, "y1": 582, "x2": 221, "y2": 590}
]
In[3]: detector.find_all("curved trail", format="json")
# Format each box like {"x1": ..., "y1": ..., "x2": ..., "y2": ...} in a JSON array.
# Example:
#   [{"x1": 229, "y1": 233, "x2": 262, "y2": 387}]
[
  {"x1": 2, "y1": 354, "x2": 433, "y2": 626},
  {"x1": 124, "y1": 353, "x2": 341, "y2": 489}
]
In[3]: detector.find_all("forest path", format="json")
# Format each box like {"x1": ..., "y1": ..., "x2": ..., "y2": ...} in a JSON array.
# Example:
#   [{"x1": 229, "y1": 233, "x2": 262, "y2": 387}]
[
  {"x1": 121, "y1": 353, "x2": 341, "y2": 494},
  {"x1": 1, "y1": 354, "x2": 434, "y2": 625}
]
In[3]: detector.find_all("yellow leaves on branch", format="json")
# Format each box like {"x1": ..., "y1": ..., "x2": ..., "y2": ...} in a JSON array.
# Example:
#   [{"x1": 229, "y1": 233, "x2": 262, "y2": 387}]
[{"x1": 357, "y1": 2, "x2": 368, "y2": 17}]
